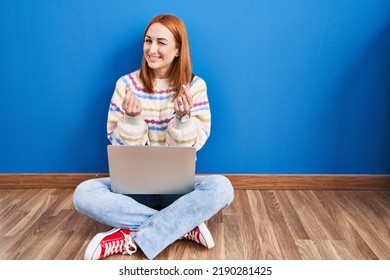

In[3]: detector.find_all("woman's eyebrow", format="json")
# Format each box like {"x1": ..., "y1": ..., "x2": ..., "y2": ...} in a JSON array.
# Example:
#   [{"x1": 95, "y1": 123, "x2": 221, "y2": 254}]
[{"x1": 145, "y1": 35, "x2": 168, "y2": 42}]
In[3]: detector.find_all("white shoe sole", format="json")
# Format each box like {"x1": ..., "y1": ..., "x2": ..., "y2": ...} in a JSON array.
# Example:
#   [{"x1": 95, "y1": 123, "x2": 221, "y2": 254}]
[
  {"x1": 84, "y1": 228, "x2": 120, "y2": 260},
  {"x1": 198, "y1": 223, "x2": 215, "y2": 249}
]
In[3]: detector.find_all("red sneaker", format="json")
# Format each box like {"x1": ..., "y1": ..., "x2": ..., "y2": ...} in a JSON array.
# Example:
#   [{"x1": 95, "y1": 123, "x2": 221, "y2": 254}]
[
  {"x1": 84, "y1": 228, "x2": 137, "y2": 260},
  {"x1": 183, "y1": 223, "x2": 215, "y2": 249}
]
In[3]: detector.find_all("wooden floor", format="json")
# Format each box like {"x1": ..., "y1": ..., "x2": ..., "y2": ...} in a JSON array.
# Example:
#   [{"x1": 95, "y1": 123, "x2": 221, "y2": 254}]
[{"x1": 0, "y1": 188, "x2": 389, "y2": 260}]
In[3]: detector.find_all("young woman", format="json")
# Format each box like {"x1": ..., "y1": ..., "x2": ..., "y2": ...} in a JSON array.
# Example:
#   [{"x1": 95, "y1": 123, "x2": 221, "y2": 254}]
[{"x1": 73, "y1": 14, "x2": 234, "y2": 260}]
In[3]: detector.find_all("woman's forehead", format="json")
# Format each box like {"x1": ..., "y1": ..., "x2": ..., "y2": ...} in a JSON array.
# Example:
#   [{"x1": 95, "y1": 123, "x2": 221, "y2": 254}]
[{"x1": 146, "y1": 23, "x2": 175, "y2": 40}]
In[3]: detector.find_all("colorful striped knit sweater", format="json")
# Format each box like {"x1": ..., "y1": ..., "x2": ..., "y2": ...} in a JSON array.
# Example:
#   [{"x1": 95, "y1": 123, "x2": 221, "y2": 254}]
[{"x1": 107, "y1": 70, "x2": 211, "y2": 151}]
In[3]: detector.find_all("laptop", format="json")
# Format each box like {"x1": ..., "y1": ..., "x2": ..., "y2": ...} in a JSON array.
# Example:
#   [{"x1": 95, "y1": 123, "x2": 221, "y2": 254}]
[{"x1": 107, "y1": 145, "x2": 196, "y2": 194}]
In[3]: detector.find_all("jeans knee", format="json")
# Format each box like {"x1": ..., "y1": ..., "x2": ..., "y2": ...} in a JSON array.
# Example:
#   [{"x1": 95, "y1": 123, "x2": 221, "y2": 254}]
[
  {"x1": 209, "y1": 174, "x2": 234, "y2": 207},
  {"x1": 73, "y1": 182, "x2": 85, "y2": 212},
  {"x1": 72, "y1": 179, "x2": 95, "y2": 212}
]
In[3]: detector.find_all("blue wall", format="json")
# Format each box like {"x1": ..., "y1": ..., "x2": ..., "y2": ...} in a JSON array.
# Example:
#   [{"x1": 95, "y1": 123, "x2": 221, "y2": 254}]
[{"x1": 1, "y1": 1, "x2": 389, "y2": 174}]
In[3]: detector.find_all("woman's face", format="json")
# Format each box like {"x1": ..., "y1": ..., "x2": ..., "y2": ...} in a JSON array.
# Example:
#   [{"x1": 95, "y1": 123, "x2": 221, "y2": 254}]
[{"x1": 144, "y1": 23, "x2": 179, "y2": 79}]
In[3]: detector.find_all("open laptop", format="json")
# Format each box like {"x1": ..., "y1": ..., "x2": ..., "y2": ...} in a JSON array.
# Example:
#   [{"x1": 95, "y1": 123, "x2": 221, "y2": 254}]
[{"x1": 107, "y1": 145, "x2": 196, "y2": 194}]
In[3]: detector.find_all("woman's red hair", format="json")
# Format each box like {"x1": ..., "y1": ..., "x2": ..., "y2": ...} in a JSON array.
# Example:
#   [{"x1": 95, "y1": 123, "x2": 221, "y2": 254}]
[{"x1": 139, "y1": 14, "x2": 192, "y2": 98}]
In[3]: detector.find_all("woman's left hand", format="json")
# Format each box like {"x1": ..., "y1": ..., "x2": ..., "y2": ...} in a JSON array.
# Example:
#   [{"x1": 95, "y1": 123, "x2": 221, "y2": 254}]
[{"x1": 174, "y1": 84, "x2": 193, "y2": 117}]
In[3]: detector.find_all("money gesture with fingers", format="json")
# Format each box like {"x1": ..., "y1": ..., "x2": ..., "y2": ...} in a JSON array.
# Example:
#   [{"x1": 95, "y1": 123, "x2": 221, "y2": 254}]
[
  {"x1": 174, "y1": 84, "x2": 193, "y2": 118},
  {"x1": 122, "y1": 87, "x2": 142, "y2": 117}
]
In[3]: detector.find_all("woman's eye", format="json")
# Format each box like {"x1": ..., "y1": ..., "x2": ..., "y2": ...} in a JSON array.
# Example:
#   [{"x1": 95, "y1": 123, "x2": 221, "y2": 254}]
[{"x1": 144, "y1": 39, "x2": 166, "y2": 45}]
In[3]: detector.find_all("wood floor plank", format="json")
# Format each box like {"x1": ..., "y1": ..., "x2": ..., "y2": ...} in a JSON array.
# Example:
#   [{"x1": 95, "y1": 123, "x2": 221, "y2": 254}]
[
  {"x1": 223, "y1": 191, "x2": 263, "y2": 259},
  {"x1": 330, "y1": 191, "x2": 389, "y2": 259},
  {"x1": 261, "y1": 190, "x2": 302, "y2": 259},
  {"x1": 0, "y1": 188, "x2": 389, "y2": 260},
  {"x1": 285, "y1": 191, "x2": 334, "y2": 240},
  {"x1": 315, "y1": 190, "x2": 379, "y2": 260},
  {"x1": 0, "y1": 236, "x2": 19, "y2": 259},
  {"x1": 5, "y1": 191, "x2": 53, "y2": 237},
  {"x1": 294, "y1": 190, "x2": 343, "y2": 240},
  {"x1": 204, "y1": 220, "x2": 224, "y2": 259},
  {"x1": 274, "y1": 191, "x2": 310, "y2": 240},
  {"x1": 315, "y1": 240, "x2": 357, "y2": 259},
  {"x1": 0, "y1": 208, "x2": 27, "y2": 236},
  {"x1": 295, "y1": 240, "x2": 323, "y2": 260},
  {"x1": 294, "y1": 239, "x2": 359, "y2": 260},
  {"x1": 355, "y1": 191, "x2": 390, "y2": 231},
  {"x1": 246, "y1": 190, "x2": 285, "y2": 260}
]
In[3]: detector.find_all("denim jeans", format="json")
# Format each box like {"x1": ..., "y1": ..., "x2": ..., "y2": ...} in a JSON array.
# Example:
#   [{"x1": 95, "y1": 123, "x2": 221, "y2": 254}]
[{"x1": 73, "y1": 174, "x2": 234, "y2": 259}]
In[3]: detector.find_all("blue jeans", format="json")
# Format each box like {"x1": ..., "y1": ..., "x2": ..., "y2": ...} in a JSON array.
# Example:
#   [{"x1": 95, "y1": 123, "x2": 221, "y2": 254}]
[{"x1": 73, "y1": 175, "x2": 234, "y2": 259}]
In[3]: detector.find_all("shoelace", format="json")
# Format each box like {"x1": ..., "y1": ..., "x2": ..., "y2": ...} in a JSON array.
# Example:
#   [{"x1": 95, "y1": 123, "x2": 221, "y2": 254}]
[
  {"x1": 184, "y1": 228, "x2": 201, "y2": 244},
  {"x1": 123, "y1": 233, "x2": 137, "y2": 255},
  {"x1": 103, "y1": 231, "x2": 137, "y2": 258}
]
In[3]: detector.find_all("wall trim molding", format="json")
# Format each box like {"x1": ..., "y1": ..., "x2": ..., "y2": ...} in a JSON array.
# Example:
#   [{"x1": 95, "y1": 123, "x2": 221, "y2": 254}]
[
  {"x1": 0, "y1": 173, "x2": 389, "y2": 190},
  {"x1": 226, "y1": 174, "x2": 390, "y2": 190}
]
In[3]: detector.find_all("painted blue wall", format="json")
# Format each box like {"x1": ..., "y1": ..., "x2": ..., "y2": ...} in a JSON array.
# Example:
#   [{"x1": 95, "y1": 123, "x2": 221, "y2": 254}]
[{"x1": 1, "y1": 1, "x2": 389, "y2": 174}]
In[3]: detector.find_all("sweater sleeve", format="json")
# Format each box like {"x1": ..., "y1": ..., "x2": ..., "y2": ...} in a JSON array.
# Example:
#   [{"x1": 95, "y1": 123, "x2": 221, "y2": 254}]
[
  {"x1": 166, "y1": 77, "x2": 211, "y2": 151},
  {"x1": 107, "y1": 77, "x2": 149, "y2": 146}
]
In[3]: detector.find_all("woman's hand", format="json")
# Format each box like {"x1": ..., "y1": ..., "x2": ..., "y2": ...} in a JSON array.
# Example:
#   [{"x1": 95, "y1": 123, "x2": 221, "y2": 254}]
[
  {"x1": 174, "y1": 84, "x2": 193, "y2": 117},
  {"x1": 122, "y1": 87, "x2": 142, "y2": 117}
]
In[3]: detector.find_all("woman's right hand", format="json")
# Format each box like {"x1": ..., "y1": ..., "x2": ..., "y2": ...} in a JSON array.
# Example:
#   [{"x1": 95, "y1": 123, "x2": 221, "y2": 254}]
[{"x1": 122, "y1": 87, "x2": 142, "y2": 117}]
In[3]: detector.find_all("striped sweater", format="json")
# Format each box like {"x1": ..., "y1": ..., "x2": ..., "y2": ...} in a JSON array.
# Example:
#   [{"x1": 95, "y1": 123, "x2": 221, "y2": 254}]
[{"x1": 107, "y1": 70, "x2": 211, "y2": 151}]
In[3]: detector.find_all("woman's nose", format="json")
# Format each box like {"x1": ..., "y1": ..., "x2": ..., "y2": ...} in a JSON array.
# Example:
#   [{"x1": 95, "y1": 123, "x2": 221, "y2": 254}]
[{"x1": 149, "y1": 42, "x2": 158, "y2": 53}]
